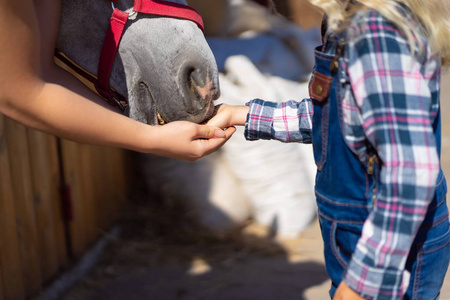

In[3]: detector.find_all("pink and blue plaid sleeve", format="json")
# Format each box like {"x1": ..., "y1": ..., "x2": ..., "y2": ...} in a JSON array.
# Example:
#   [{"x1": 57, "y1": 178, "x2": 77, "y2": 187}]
[
  {"x1": 343, "y1": 10, "x2": 441, "y2": 299},
  {"x1": 244, "y1": 98, "x2": 313, "y2": 143}
]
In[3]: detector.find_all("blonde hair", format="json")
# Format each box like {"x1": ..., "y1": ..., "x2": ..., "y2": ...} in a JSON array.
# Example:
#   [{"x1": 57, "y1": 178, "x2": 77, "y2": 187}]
[{"x1": 308, "y1": 0, "x2": 450, "y2": 66}]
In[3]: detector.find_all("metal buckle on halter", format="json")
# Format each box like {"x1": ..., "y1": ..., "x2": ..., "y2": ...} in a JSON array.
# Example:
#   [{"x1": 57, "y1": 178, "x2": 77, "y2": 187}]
[
  {"x1": 111, "y1": 2, "x2": 138, "y2": 18},
  {"x1": 111, "y1": 96, "x2": 128, "y2": 111}
]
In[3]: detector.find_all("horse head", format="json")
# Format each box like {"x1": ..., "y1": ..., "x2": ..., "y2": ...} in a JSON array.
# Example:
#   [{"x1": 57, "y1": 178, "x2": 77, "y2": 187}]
[{"x1": 56, "y1": 0, "x2": 220, "y2": 125}]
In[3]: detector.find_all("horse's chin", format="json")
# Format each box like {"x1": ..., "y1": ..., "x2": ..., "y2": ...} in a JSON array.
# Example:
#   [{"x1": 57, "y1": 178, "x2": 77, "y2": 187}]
[
  {"x1": 187, "y1": 97, "x2": 216, "y2": 124},
  {"x1": 156, "y1": 97, "x2": 216, "y2": 125},
  {"x1": 127, "y1": 81, "x2": 217, "y2": 125}
]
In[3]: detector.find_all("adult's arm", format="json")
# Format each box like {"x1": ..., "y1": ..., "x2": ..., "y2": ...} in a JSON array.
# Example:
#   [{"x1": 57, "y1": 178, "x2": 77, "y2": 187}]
[{"x1": 0, "y1": 0, "x2": 234, "y2": 161}]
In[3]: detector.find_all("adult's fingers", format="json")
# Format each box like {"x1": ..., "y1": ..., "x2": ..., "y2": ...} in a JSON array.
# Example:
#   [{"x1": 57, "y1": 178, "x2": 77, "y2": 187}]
[
  {"x1": 195, "y1": 124, "x2": 227, "y2": 139},
  {"x1": 201, "y1": 126, "x2": 236, "y2": 155},
  {"x1": 222, "y1": 126, "x2": 236, "y2": 139}
]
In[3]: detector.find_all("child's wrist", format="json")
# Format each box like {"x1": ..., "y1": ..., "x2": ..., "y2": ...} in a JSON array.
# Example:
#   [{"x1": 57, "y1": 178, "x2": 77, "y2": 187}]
[{"x1": 233, "y1": 105, "x2": 249, "y2": 126}]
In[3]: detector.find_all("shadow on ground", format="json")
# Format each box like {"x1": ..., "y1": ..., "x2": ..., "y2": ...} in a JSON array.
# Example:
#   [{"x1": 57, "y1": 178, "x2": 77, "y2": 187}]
[{"x1": 60, "y1": 193, "x2": 329, "y2": 300}]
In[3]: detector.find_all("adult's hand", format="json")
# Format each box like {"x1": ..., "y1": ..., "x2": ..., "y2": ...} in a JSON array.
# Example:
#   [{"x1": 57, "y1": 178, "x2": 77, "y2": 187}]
[{"x1": 148, "y1": 121, "x2": 236, "y2": 161}]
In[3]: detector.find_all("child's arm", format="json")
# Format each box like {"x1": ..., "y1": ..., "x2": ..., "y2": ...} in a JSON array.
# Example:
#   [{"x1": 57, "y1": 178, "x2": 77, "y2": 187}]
[
  {"x1": 341, "y1": 11, "x2": 440, "y2": 299},
  {"x1": 207, "y1": 104, "x2": 249, "y2": 128},
  {"x1": 209, "y1": 98, "x2": 313, "y2": 144}
]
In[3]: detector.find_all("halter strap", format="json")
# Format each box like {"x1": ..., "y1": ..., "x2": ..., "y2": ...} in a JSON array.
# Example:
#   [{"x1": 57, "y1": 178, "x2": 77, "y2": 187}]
[
  {"x1": 96, "y1": 0, "x2": 204, "y2": 110},
  {"x1": 133, "y1": 0, "x2": 204, "y2": 32},
  {"x1": 96, "y1": 8, "x2": 130, "y2": 109}
]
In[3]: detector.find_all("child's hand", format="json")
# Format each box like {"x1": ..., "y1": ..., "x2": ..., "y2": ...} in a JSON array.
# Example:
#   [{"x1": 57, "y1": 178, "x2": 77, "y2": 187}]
[
  {"x1": 206, "y1": 104, "x2": 249, "y2": 129},
  {"x1": 333, "y1": 281, "x2": 365, "y2": 300}
]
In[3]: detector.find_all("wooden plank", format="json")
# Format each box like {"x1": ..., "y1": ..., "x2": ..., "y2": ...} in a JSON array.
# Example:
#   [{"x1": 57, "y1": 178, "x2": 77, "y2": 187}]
[
  {"x1": 93, "y1": 146, "x2": 113, "y2": 229},
  {"x1": 60, "y1": 139, "x2": 90, "y2": 257},
  {"x1": 90, "y1": 147, "x2": 108, "y2": 230},
  {"x1": 79, "y1": 144, "x2": 98, "y2": 244},
  {"x1": 49, "y1": 138, "x2": 69, "y2": 271},
  {"x1": 108, "y1": 148, "x2": 128, "y2": 217},
  {"x1": 93, "y1": 146, "x2": 127, "y2": 230},
  {"x1": 27, "y1": 130, "x2": 66, "y2": 281},
  {"x1": 4, "y1": 118, "x2": 42, "y2": 296},
  {"x1": 87, "y1": 147, "x2": 104, "y2": 232},
  {"x1": 0, "y1": 115, "x2": 25, "y2": 300}
]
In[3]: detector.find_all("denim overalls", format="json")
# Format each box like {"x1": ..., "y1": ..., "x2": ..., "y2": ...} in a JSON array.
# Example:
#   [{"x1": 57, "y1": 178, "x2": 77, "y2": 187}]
[{"x1": 310, "y1": 35, "x2": 450, "y2": 299}]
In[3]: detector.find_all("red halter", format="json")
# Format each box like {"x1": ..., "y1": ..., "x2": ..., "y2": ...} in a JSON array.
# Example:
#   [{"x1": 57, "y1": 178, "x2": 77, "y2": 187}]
[{"x1": 57, "y1": 0, "x2": 204, "y2": 110}]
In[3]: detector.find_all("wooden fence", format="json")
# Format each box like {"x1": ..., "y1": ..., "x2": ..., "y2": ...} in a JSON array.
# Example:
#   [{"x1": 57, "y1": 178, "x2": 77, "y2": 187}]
[{"x1": 0, "y1": 115, "x2": 129, "y2": 300}]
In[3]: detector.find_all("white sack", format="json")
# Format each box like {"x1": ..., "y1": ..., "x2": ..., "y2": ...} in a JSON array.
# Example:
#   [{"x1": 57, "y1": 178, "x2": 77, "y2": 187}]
[{"x1": 217, "y1": 55, "x2": 317, "y2": 238}]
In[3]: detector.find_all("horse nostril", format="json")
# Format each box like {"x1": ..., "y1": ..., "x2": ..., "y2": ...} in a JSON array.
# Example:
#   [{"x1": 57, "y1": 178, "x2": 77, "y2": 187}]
[
  {"x1": 183, "y1": 66, "x2": 207, "y2": 111},
  {"x1": 188, "y1": 67, "x2": 203, "y2": 87},
  {"x1": 179, "y1": 60, "x2": 218, "y2": 116}
]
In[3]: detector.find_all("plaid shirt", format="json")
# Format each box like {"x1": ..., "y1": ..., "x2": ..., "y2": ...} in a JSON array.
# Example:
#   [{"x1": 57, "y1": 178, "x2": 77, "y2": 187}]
[{"x1": 244, "y1": 7, "x2": 443, "y2": 300}]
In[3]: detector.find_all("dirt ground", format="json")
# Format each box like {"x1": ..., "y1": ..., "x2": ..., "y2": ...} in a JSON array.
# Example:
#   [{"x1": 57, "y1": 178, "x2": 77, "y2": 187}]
[
  {"x1": 57, "y1": 71, "x2": 450, "y2": 300},
  {"x1": 60, "y1": 206, "x2": 329, "y2": 300}
]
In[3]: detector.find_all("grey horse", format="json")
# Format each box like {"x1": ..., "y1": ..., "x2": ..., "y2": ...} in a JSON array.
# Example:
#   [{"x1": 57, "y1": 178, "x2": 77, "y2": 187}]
[{"x1": 56, "y1": 0, "x2": 220, "y2": 125}]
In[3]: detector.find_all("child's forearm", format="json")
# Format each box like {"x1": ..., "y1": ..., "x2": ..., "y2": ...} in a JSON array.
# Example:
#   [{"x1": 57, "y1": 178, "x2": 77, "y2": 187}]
[
  {"x1": 230, "y1": 105, "x2": 250, "y2": 126},
  {"x1": 207, "y1": 104, "x2": 249, "y2": 128}
]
